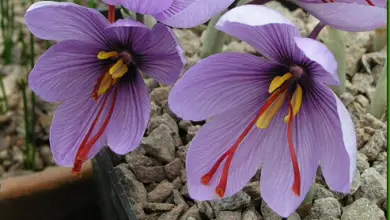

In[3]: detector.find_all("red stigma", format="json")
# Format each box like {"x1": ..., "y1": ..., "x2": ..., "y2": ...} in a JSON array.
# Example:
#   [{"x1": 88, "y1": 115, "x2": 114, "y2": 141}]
[
  {"x1": 108, "y1": 5, "x2": 116, "y2": 23},
  {"x1": 287, "y1": 100, "x2": 301, "y2": 196},
  {"x1": 200, "y1": 86, "x2": 287, "y2": 198},
  {"x1": 72, "y1": 87, "x2": 118, "y2": 174},
  {"x1": 365, "y1": 0, "x2": 375, "y2": 6}
]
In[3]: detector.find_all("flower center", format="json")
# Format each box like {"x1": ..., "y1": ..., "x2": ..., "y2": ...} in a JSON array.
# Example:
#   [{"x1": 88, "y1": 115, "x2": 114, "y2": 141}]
[
  {"x1": 201, "y1": 69, "x2": 304, "y2": 198},
  {"x1": 71, "y1": 50, "x2": 132, "y2": 175}
]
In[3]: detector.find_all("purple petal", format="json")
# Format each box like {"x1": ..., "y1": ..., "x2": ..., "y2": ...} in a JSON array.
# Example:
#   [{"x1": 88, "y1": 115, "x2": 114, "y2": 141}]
[
  {"x1": 153, "y1": 0, "x2": 235, "y2": 28},
  {"x1": 168, "y1": 52, "x2": 278, "y2": 121},
  {"x1": 216, "y1": 5, "x2": 301, "y2": 63},
  {"x1": 260, "y1": 104, "x2": 320, "y2": 217},
  {"x1": 136, "y1": 23, "x2": 185, "y2": 85},
  {"x1": 25, "y1": 2, "x2": 109, "y2": 44},
  {"x1": 50, "y1": 94, "x2": 111, "y2": 166},
  {"x1": 293, "y1": 1, "x2": 386, "y2": 31},
  {"x1": 304, "y1": 82, "x2": 356, "y2": 193},
  {"x1": 294, "y1": 37, "x2": 339, "y2": 86},
  {"x1": 104, "y1": 18, "x2": 151, "y2": 54},
  {"x1": 29, "y1": 40, "x2": 105, "y2": 102},
  {"x1": 118, "y1": 0, "x2": 173, "y2": 14},
  {"x1": 106, "y1": 71, "x2": 151, "y2": 154},
  {"x1": 187, "y1": 101, "x2": 268, "y2": 200}
]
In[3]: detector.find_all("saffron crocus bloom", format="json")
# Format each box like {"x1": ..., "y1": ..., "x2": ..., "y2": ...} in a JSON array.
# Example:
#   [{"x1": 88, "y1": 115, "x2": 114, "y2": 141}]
[
  {"x1": 169, "y1": 5, "x2": 356, "y2": 217},
  {"x1": 25, "y1": 2, "x2": 185, "y2": 173},
  {"x1": 103, "y1": 0, "x2": 235, "y2": 28},
  {"x1": 292, "y1": 0, "x2": 386, "y2": 31}
]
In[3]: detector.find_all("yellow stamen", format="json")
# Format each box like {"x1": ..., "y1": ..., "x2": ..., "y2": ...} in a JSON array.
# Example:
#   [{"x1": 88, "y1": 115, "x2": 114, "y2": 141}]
[
  {"x1": 268, "y1": 73, "x2": 292, "y2": 93},
  {"x1": 256, "y1": 92, "x2": 287, "y2": 129},
  {"x1": 109, "y1": 59, "x2": 128, "y2": 79},
  {"x1": 97, "y1": 72, "x2": 115, "y2": 97},
  {"x1": 97, "y1": 51, "x2": 119, "y2": 60},
  {"x1": 284, "y1": 85, "x2": 303, "y2": 122}
]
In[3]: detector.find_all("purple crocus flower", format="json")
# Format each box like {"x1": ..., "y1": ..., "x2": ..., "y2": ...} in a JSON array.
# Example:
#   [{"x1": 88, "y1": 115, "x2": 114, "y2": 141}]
[
  {"x1": 292, "y1": 0, "x2": 386, "y2": 31},
  {"x1": 103, "y1": 0, "x2": 235, "y2": 28},
  {"x1": 25, "y1": 2, "x2": 185, "y2": 173},
  {"x1": 169, "y1": 5, "x2": 356, "y2": 217}
]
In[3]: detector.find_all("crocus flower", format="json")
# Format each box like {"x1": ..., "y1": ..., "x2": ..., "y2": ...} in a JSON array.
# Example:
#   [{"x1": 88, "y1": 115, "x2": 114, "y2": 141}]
[
  {"x1": 103, "y1": 0, "x2": 235, "y2": 28},
  {"x1": 292, "y1": 0, "x2": 386, "y2": 31},
  {"x1": 169, "y1": 5, "x2": 356, "y2": 217},
  {"x1": 25, "y1": 2, "x2": 185, "y2": 173}
]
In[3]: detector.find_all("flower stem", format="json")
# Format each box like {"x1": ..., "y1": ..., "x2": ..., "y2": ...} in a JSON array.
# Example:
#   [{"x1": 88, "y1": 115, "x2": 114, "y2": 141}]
[
  {"x1": 0, "y1": 74, "x2": 9, "y2": 113},
  {"x1": 309, "y1": 22, "x2": 326, "y2": 39},
  {"x1": 368, "y1": 60, "x2": 387, "y2": 119},
  {"x1": 200, "y1": 10, "x2": 227, "y2": 59},
  {"x1": 29, "y1": 0, "x2": 37, "y2": 169},
  {"x1": 323, "y1": 27, "x2": 346, "y2": 95},
  {"x1": 18, "y1": 80, "x2": 31, "y2": 169}
]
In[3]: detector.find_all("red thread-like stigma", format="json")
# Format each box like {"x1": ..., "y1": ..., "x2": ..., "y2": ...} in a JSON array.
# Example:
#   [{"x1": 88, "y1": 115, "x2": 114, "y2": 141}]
[{"x1": 287, "y1": 100, "x2": 301, "y2": 196}]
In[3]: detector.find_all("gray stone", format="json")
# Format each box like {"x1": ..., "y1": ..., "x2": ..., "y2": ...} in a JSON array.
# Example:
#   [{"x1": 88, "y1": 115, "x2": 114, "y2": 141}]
[
  {"x1": 350, "y1": 169, "x2": 361, "y2": 195},
  {"x1": 243, "y1": 181, "x2": 261, "y2": 199},
  {"x1": 143, "y1": 203, "x2": 175, "y2": 212},
  {"x1": 179, "y1": 205, "x2": 201, "y2": 220},
  {"x1": 114, "y1": 164, "x2": 147, "y2": 203},
  {"x1": 341, "y1": 198, "x2": 385, "y2": 220},
  {"x1": 242, "y1": 206, "x2": 263, "y2": 220},
  {"x1": 161, "y1": 99, "x2": 180, "y2": 122},
  {"x1": 197, "y1": 201, "x2": 215, "y2": 219},
  {"x1": 126, "y1": 154, "x2": 154, "y2": 172},
  {"x1": 145, "y1": 78, "x2": 159, "y2": 91},
  {"x1": 180, "y1": 183, "x2": 189, "y2": 198},
  {"x1": 305, "y1": 198, "x2": 341, "y2": 219},
  {"x1": 373, "y1": 161, "x2": 387, "y2": 179},
  {"x1": 346, "y1": 46, "x2": 366, "y2": 76},
  {"x1": 355, "y1": 95, "x2": 369, "y2": 108},
  {"x1": 172, "y1": 189, "x2": 188, "y2": 210},
  {"x1": 164, "y1": 158, "x2": 183, "y2": 180},
  {"x1": 355, "y1": 168, "x2": 386, "y2": 204},
  {"x1": 359, "y1": 130, "x2": 386, "y2": 161},
  {"x1": 150, "y1": 87, "x2": 170, "y2": 106},
  {"x1": 148, "y1": 181, "x2": 173, "y2": 203},
  {"x1": 287, "y1": 212, "x2": 301, "y2": 220},
  {"x1": 132, "y1": 203, "x2": 146, "y2": 220},
  {"x1": 216, "y1": 191, "x2": 251, "y2": 211},
  {"x1": 339, "y1": 93, "x2": 355, "y2": 106},
  {"x1": 356, "y1": 152, "x2": 370, "y2": 173},
  {"x1": 173, "y1": 29, "x2": 200, "y2": 57},
  {"x1": 186, "y1": 125, "x2": 201, "y2": 142},
  {"x1": 158, "y1": 204, "x2": 185, "y2": 220},
  {"x1": 151, "y1": 101, "x2": 162, "y2": 117},
  {"x1": 12, "y1": 146, "x2": 23, "y2": 164},
  {"x1": 143, "y1": 124, "x2": 176, "y2": 163},
  {"x1": 313, "y1": 183, "x2": 334, "y2": 200},
  {"x1": 178, "y1": 120, "x2": 192, "y2": 131},
  {"x1": 39, "y1": 146, "x2": 55, "y2": 166},
  {"x1": 148, "y1": 113, "x2": 179, "y2": 135},
  {"x1": 134, "y1": 165, "x2": 167, "y2": 183},
  {"x1": 376, "y1": 152, "x2": 387, "y2": 162},
  {"x1": 216, "y1": 211, "x2": 242, "y2": 220},
  {"x1": 261, "y1": 202, "x2": 282, "y2": 220},
  {"x1": 351, "y1": 73, "x2": 374, "y2": 95},
  {"x1": 0, "y1": 165, "x2": 4, "y2": 176}
]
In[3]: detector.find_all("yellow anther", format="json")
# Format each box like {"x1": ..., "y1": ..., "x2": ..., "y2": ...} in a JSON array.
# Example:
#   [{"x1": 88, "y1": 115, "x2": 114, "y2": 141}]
[
  {"x1": 269, "y1": 73, "x2": 292, "y2": 93},
  {"x1": 97, "y1": 51, "x2": 119, "y2": 60},
  {"x1": 256, "y1": 92, "x2": 287, "y2": 129},
  {"x1": 284, "y1": 85, "x2": 303, "y2": 122},
  {"x1": 97, "y1": 72, "x2": 115, "y2": 97},
  {"x1": 109, "y1": 59, "x2": 128, "y2": 79}
]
